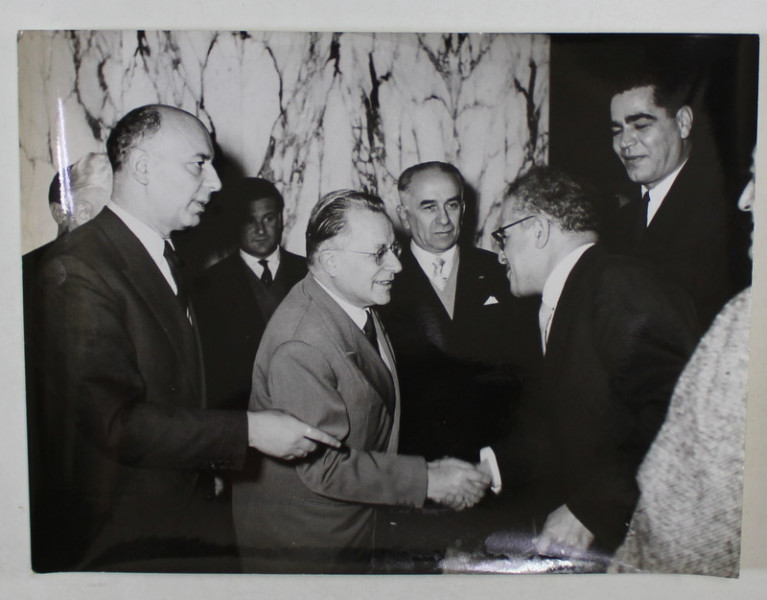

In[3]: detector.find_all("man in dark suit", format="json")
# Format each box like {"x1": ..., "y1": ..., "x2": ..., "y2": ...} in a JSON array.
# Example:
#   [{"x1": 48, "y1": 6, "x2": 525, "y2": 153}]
[
  {"x1": 193, "y1": 178, "x2": 307, "y2": 411},
  {"x1": 232, "y1": 190, "x2": 491, "y2": 573},
  {"x1": 485, "y1": 166, "x2": 697, "y2": 561},
  {"x1": 608, "y1": 74, "x2": 742, "y2": 330},
  {"x1": 34, "y1": 104, "x2": 338, "y2": 572},
  {"x1": 381, "y1": 161, "x2": 538, "y2": 463},
  {"x1": 24, "y1": 153, "x2": 112, "y2": 573}
]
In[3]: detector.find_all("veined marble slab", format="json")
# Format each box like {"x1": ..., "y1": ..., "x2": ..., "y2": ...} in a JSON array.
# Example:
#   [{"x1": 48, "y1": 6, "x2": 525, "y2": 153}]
[{"x1": 18, "y1": 31, "x2": 549, "y2": 255}]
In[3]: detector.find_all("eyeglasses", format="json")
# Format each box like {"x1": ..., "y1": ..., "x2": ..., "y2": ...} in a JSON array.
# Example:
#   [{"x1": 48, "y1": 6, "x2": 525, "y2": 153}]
[
  {"x1": 339, "y1": 241, "x2": 402, "y2": 266},
  {"x1": 491, "y1": 215, "x2": 535, "y2": 249}
]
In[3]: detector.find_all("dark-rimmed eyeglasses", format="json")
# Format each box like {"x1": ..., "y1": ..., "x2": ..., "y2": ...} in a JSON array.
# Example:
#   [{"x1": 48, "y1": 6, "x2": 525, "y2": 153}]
[
  {"x1": 339, "y1": 241, "x2": 402, "y2": 266},
  {"x1": 491, "y1": 215, "x2": 535, "y2": 249}
]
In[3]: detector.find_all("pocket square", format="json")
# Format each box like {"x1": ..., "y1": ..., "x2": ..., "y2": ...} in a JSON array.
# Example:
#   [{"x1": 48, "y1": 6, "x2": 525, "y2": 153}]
[{"x1": 484, "y1": 296, "x2": 499, "y2": 306}]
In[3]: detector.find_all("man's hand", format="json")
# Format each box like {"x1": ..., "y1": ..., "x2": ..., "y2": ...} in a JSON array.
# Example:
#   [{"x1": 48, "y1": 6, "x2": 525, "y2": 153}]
[
  {"x1": 426, "y1": 458, "x2": 491, "y2": 510},
  {"x1": 534, "y1": 504, "x2": 595, "y2": 558},
  {"x1": 247, "y1": 410, "x2": 341, "y2": 460}
]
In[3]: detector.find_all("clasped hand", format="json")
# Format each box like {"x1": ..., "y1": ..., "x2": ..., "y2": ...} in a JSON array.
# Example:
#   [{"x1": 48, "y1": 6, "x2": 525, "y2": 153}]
[{"x1": 426, "y1": 457, "x2": 492, "y2": 510}]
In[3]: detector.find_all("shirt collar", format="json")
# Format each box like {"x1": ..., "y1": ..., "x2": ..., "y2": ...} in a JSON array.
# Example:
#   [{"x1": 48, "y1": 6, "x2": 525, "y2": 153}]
[
  {"x1": 542, "y1": 243, "x2": 595, "y2": 310},
  {"x1": 313, "y1": 275, "x2": 369, "y2": 331},
  {"x1": 641, "y1": 158, "x2": 687, "y2": 222},
  {"x1": 410, "y1": 240, "x2": 458, "y2": 277},
  {"x1": 107, "y1": 201, "x2": 167, "y2": 262},
  {"x1": 240, "y1": 246, "x2": 281, "y2": 275}
]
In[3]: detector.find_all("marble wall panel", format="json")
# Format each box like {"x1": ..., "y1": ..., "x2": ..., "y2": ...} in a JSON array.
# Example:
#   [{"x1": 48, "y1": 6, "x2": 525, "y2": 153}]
[{"x1": 18, "y1": 30, "x2": 549, "y2": 255}]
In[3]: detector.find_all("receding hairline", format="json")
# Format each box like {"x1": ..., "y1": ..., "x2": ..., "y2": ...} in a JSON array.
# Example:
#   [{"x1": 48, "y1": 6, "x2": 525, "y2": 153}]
[{"x1": 398, "y1": 165, "x2": 464, "y2": 204}]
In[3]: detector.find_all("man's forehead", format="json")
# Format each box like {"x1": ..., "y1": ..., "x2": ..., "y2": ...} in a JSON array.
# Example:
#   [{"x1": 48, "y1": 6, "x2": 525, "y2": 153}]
[
  {"x1": 612, "y1": 85, "x2": 666, "y2": 117},
  {"x1": 150, "y1": 111, "x2": 213, "y2": 154},
  {"x1": 407, "y1": 170, "x2": 460, "y2": 195},
  {"x1": 247, "y1": 196, "x2": 281, "y2": 212},
  {"x1": 344, "y1": 209, "x2": 391, "y2": 238}
]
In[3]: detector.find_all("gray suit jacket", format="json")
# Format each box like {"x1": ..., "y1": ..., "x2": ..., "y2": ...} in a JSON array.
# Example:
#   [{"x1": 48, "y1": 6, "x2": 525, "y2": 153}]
[{"x1": 232, "y1": 274, "x2": 427, "y2": 572}]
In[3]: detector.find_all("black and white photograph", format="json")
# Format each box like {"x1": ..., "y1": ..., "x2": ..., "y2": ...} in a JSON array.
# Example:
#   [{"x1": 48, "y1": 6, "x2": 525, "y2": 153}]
[
  {"x1": 3, "y1": 2, "x2": 767, "y2": 599},
  {"x1": 16, "y1": 29, "x2": 759, "y2": 577}
]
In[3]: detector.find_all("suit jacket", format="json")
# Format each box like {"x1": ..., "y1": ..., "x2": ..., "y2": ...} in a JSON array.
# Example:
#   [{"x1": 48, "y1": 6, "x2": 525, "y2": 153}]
[
  {"x1": 232, "y1": 275, "x2": 428, "y2": 573},
  {"x1": 192, "y1": 249, "x2": 306, "y2": 410},
  {"x1": 36, "y1": 208, "x2": 248, "y2": 571},
  {"x1": 606, "y1": 154, "x2": 738, "y2": 331},
  {"x1": 380, "y1": 245, "x2": 540, "y2": 461},
  {"x1": 23, "y1": 239, "x2": 59, "y2": 572},
  {"x1": 492, "y1": 245, "x2": 698, "y2": 554}
]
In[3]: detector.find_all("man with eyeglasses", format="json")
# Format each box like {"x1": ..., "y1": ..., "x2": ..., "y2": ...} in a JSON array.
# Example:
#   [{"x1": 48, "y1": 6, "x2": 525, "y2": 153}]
[
  {"x1": 232, "y1": 189, "x2": 491, "y2": 573},
  {"x1": 483, "y1": 166, "x2": 697, "y2": 564}
]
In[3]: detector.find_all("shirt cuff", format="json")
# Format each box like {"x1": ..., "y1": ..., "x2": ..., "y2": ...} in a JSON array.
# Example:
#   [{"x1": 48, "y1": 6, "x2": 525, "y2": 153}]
[{"x1": 479, "y1": 446, "x2": 502, "y2": 495}]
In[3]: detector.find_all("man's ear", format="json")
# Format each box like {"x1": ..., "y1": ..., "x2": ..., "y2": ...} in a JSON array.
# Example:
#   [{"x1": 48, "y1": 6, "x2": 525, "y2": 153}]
[
  {"x1": 317, "y1": 248, "x2": 338, "y2": 276},
  {"x1": 675, "y1": 105, "x2": 693, "y2": 140},
  {"x1": 396, "y1": 204, "x2": 411, "y2": 231},
  {"x1": 128, "y1": 149, "x2": 150, "y2": 185},
  {"x1": 49, "y1": 203, "x2": 69, "y2": 227},
  {"x1": 533, "y1": 215, "x2": 551, "y2": 249}
]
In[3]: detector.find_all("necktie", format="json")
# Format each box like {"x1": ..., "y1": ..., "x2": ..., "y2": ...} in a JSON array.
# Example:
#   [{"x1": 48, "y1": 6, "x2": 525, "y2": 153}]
[
  {"x1": 163, "y1": 241, "x2": 188, "y2": 312},
  {"x1": 642, "y1": 191, "x2": 652, "y2": 228},
  {"x1": 258, "y1": 259, "x2": 273, "y2": 287},
  {"x1": 431, "y1": 257, "x2": 447, "y2": 291},
  {"x1": 363, "y1": 309, "x2": 380, "y2": 355},
  {"x1": 538, "y1": 300, "x2": 555, "y2": 354}
]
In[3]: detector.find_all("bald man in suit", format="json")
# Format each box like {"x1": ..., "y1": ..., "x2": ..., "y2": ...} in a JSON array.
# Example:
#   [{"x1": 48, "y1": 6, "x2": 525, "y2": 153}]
[{"x1": 35, "y1": 105, "x2": 337, "y2": 572}]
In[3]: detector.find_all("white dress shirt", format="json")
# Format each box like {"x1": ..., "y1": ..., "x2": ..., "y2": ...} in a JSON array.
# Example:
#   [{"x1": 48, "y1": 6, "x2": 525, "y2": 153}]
[
  {"x1": 314, "y1": 276, "x2": 393, "y2": 372},
  {"x1": 410, "y1": 241, "x2": 458, "y2": 290},
  {"x1": 539, "y1": 242, "x2": 596, "y2": 350},
  {"x1": 107, "y1": 202, "x2": 178, "y2": 294},
  {"x1": 240, "y1": 246, "x2": 281, "y2": 281}
]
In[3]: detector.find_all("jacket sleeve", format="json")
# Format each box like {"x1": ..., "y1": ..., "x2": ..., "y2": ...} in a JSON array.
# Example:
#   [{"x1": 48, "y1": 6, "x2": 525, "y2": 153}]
[
  {"x1": 265, "y1": 339, "x2": 428, "y2": 508},
  {"x1": 39, "y1": 252, "x2": 248, "y2": 472}
]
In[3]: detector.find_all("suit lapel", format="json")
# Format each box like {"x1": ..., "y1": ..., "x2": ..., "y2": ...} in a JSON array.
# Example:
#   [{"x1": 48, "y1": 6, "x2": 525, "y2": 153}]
[
  {"x1": 95, "y1": 210, "x2": 203, "y2": 405},
  {"x1": 641, "y1": 163, "x2": 692, "y2": 249},
  {"x1": 229, "y1": 255, "x2": 269, "y2": 329},
  {"x1": 397, "y1": 248, "x2": 453, "y2": 352},
  {"x1": 304, "y1": 277, "x2": 396, "y2": 414},
  {"x1": 544, "y1": 245, "x2": 600, "y2": 365},
  {"x1": 454, "y1": 248, "x2": 484, "y2": 320}
]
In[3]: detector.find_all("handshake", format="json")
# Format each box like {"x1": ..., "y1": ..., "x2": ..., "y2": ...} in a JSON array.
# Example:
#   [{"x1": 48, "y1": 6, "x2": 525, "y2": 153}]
[{"x1": 426, "y1": 457, "x2": 494, "y2": 511}]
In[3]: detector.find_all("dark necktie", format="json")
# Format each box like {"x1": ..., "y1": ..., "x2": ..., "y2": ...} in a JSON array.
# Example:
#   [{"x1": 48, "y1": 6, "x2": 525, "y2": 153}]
[
  {"x1": 258, "y1": 259, "x2": 273, "y2": 287},
  {"x1": 163, "y1": 241, "x2": 188, "y2": 312},
  {"x1": 363, "y1": 309, "x2": 379, "y2": 355},
  {"x1": 642, "y1": 191, "x2": 652, "y2": 229}
]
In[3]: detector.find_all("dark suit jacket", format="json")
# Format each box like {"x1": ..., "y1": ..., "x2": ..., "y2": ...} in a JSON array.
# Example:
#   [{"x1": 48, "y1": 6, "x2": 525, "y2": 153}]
[
  {"x1": 23, "y1": 239, "x2": 59, "y2": 572},
  {"x1": 606, "y1": 154, "x2": 737, "y2": 331},
  {"x1": 379, "y1": 245, "x2": 540, "y2": 462},
  {"x1": 192, "y1": 249, "x2": 306, "y2": 411},
  {"x1": 36, "y1": 208, "x2": 248, "y2": 571},
  {"x1": 232, "y1": 275, "x2": 427, "y2": 573},
  {"x1": 492, "y1": 245, "x2": 698, "y2": 554}
]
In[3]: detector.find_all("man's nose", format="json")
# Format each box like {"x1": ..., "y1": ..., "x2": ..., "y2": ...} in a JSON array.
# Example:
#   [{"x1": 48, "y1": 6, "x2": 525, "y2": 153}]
[
  {"x1": 617, "y1": 128, "x2": 635, "y2": 150},
  {"x1": 205, "y1": 163, "x2": 222, "y2": 192},
  {"x1": 436, "y1": 206, "x2": 451, "y2": 225},
  {"x1": 384, "y1": 249, "x2": 402, "y2": 273}
]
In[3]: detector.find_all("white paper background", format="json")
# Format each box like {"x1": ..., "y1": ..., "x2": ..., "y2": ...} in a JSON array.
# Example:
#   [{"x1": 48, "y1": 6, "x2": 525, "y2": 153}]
[{"x1": 2, "y1": 2, "x2": 765, "y2": 598}]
